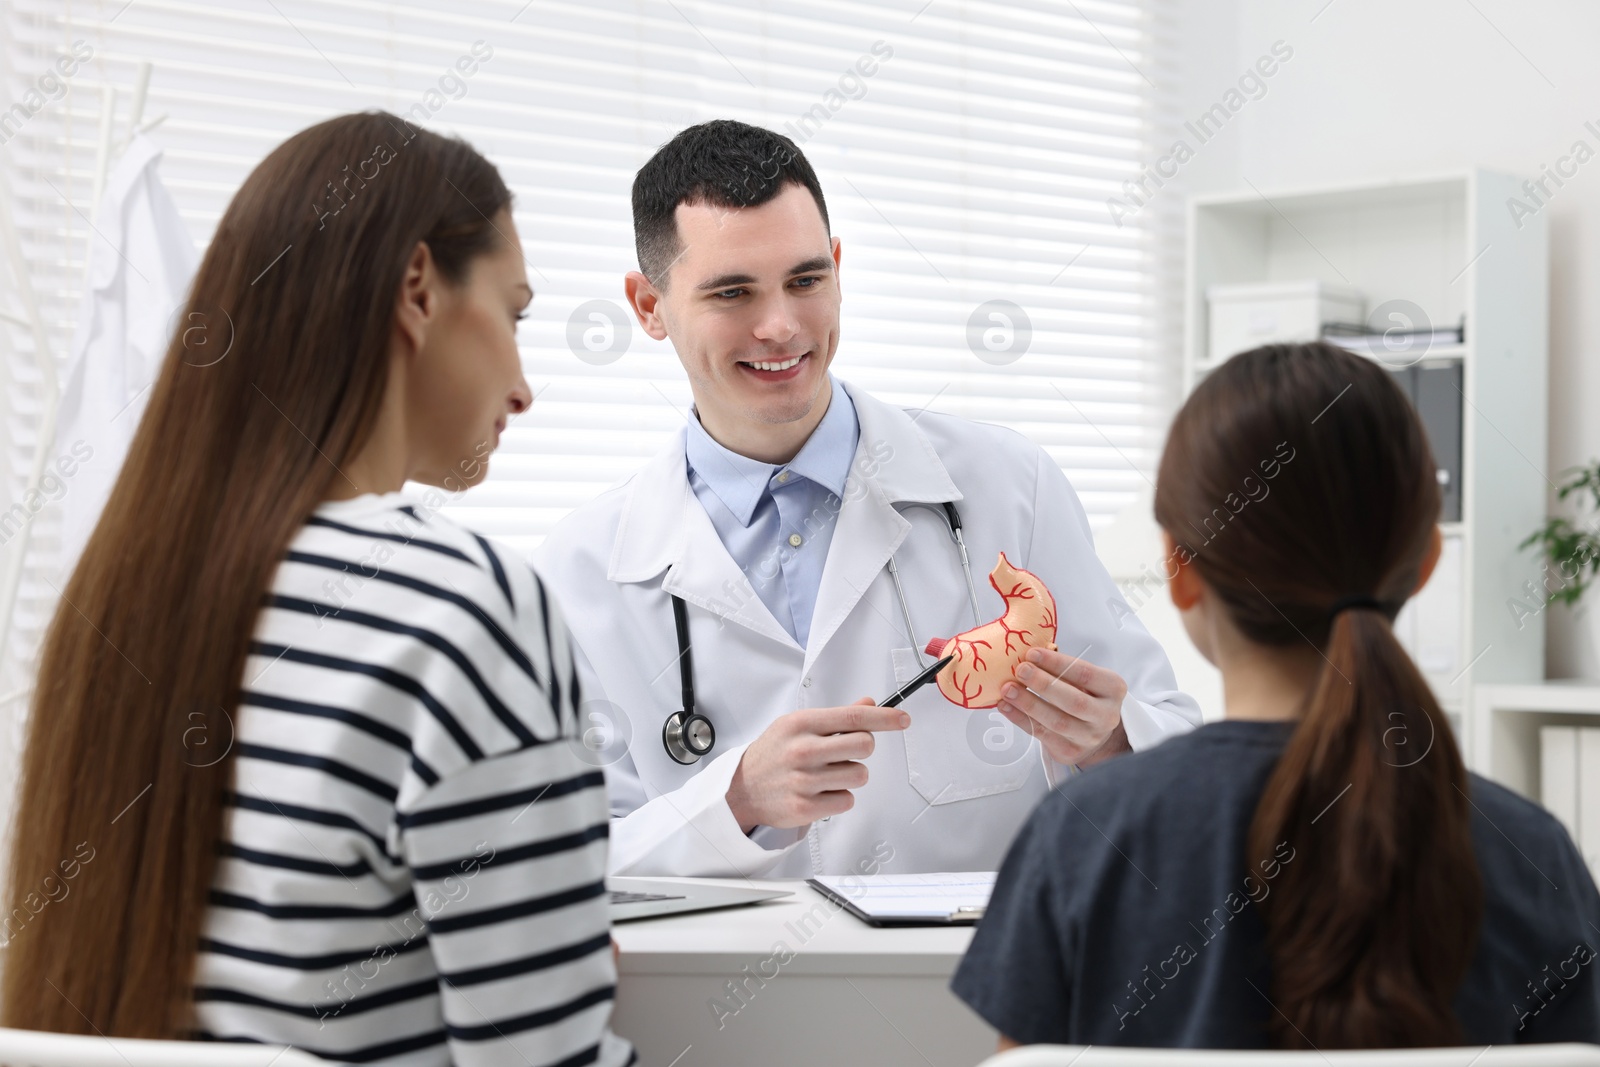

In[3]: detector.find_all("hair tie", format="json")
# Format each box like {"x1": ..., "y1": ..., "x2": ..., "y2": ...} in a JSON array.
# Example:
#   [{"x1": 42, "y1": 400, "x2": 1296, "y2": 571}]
[{"x1": 1327, "y1": 594, "x2": 1385, "y2": 619}]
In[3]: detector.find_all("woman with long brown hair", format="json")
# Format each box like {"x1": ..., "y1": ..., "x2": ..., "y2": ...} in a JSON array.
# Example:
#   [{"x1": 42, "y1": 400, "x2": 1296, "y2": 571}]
[
  {"x1": 1, "y1": 112, "x2": 635, "y2": 1066},
  {"x1": 952, "y1": 342, "x2": 1600, "y2": 1048}
]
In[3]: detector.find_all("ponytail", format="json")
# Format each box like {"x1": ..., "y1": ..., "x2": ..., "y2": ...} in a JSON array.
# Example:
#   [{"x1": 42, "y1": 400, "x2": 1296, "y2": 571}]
[{"x1": 1248, "y1": 604, "x2": 1481, "y2": 1047}]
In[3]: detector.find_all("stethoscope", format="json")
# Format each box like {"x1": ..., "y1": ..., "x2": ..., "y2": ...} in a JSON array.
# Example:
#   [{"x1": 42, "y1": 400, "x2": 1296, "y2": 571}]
[{"x1": 661, "y1": 500, "x2": 984, "y2": 765}]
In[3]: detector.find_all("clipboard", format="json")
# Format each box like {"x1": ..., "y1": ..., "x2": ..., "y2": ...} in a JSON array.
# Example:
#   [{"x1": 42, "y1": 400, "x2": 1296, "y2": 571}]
[{"x1": 806, "y1": 872, "x2": 995, "y2": 927}]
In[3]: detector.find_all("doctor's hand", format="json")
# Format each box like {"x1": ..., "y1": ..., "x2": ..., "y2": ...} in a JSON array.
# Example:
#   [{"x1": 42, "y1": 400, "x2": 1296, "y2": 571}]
[
  {"x1": 725, "y1": 698, "x2": 910, "y2": 834},
  {"x1": 996, "y1": 647, "x2": 1132, "y2": 769}
]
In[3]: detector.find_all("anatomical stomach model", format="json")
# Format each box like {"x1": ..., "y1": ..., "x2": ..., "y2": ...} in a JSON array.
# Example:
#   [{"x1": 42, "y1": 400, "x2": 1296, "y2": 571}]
[{"x1": 923, "y1": 552, "x2": 1058, "y2": 709}]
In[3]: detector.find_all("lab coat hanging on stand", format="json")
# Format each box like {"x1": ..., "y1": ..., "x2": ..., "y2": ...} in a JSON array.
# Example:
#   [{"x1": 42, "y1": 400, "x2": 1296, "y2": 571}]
[
  {"x1": 53, "y1": 132, "x2": 197, "y2": 574},
  {"x1": 533, "y1": 380, "x2": 1202, "y2": 878}
]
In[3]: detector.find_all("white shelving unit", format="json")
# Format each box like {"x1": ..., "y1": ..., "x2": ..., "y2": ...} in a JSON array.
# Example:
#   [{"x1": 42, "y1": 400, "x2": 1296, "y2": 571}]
[
  {"x1": 1471, "y1": 682, "x2": 1600, "y2": 802},
  {"x1": 1182, "y1": 170, "x2": 1550, "y2": 773}
]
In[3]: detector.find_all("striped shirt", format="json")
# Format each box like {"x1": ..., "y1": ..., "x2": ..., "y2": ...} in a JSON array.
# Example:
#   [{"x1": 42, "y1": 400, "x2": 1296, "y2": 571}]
[{"x1": 194, "y1": 492, "x2": 635, "y2": 1067}]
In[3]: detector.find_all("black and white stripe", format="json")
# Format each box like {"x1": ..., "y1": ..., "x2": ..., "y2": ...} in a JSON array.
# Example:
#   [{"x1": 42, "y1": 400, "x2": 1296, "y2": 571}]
[{"x1": 195, "y1": 493, "x2": 635, "y2": 1067}]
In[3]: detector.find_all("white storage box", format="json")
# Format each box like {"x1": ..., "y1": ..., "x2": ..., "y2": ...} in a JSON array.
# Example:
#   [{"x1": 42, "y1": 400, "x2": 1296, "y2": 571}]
[{"x1": 1206, "y1": 279, "x2": 1364, "y2": 364}]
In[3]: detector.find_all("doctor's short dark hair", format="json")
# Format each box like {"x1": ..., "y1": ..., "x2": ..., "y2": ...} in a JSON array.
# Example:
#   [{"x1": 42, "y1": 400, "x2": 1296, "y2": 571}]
[{"x1": 632, "y1": 119, "x2": 831, "y2": 288}]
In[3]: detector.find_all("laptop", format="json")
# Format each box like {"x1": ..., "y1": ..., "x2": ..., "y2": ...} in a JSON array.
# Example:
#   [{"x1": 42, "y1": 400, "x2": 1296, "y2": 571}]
[{"x1": 608, "y1": 877, "x2": 792, "y2": 922}]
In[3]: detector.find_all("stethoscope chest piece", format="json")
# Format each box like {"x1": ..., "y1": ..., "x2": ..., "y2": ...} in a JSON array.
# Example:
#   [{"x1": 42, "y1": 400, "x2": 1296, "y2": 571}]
[
  {"x1": 657, "y1": 502, "x2": 975, "y2": 765},
  {"x1": 662, "y1": 708, "x2": 715, "y2": 765},
  {"x1": 662, "y1": 594, "x2": 715, "y2": 764}
]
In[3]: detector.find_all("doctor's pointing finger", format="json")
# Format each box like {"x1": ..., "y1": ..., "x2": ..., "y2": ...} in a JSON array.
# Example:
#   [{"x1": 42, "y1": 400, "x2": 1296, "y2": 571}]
[{"x1": 725, "y1": 699, "x2": 909, "y2": 833}]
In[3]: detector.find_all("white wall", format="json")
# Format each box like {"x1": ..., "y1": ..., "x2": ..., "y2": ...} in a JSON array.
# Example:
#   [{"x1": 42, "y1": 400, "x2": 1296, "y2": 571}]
[{"x1": 1169, "y1": 0, "x2": 1600, "y2": 680}]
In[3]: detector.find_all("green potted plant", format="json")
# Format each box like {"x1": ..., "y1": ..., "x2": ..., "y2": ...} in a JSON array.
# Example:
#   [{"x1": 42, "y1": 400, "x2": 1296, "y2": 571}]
[{"x1": 1521, "y1": 461, "x2": 1600, "y2": 610}]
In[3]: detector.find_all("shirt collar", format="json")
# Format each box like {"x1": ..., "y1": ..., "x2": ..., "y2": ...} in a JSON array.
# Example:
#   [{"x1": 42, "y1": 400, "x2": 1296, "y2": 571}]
[
  {"x1": 684, "y1": 374, "x2": 859, "y2": 527},
  {"x1": 683, "y1": 416, "x2": 773, "y2": 526}
]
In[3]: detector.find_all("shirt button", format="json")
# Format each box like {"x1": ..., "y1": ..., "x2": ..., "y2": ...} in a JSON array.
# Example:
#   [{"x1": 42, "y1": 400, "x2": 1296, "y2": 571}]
[
  {"x1": 802, "y1": 676, "x2": 812, "y2": 687},
  {"x1": 788, "y1": 533, "x2": 803, "y2": 548},
  {"x1": 776, "y1": 470, "x2": 791, "y2": 484}
]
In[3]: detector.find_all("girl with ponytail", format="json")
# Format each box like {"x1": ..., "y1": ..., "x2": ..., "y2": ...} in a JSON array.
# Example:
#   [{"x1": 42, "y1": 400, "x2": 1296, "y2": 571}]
[{"x1": 953, "y1": 342, "x2": 1600, "y2": 1049}]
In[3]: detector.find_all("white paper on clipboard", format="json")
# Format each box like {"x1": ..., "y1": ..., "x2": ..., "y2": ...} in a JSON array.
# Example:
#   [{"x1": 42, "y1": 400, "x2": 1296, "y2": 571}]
[{"x1": 810, "y1": 872, "x2": 997, "y2": 921}]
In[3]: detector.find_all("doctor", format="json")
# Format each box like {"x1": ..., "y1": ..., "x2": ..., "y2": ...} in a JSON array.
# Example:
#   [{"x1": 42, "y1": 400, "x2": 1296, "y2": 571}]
[{"x1": 533, "y1": 120, "x2": 1200, "y2": 878}]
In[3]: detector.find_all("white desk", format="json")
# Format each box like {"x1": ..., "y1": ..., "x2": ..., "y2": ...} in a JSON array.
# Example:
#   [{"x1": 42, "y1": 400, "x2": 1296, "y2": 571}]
[{"x1": 610, "y1": 877, "x2": 998, "y2": 1067}]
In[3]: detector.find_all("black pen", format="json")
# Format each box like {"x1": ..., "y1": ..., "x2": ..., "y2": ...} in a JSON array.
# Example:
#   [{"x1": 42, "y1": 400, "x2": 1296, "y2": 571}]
[{"x1": 879, "y1": 655, "x2": 953, "y2": 709}]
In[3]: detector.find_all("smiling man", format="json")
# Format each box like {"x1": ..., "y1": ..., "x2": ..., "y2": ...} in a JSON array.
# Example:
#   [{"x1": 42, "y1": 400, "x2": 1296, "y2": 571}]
[{"x1": 531, "y1": 120, "x2": 1200, "y2": 877}]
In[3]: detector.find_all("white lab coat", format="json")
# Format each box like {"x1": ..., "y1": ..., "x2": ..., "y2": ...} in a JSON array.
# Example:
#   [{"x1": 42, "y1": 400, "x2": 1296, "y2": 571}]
[
  {"x1": 54, "y1": 133, "x2": 197, "y2": 573},
  {"x1": 532, "y1": 380, "x2": 1201, "y2": 877}
]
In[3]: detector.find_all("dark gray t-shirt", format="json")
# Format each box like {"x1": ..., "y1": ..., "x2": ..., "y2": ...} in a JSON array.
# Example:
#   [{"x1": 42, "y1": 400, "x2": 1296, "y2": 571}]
[{"x1": 951, "y1": 720, "x2": 1600, "y2": 1047}]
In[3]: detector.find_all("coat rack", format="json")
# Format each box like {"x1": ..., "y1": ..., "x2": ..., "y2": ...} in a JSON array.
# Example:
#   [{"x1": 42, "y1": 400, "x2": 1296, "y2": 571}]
[{"x1": 0, "y1": 58, "x2": 166, "y2": 704}]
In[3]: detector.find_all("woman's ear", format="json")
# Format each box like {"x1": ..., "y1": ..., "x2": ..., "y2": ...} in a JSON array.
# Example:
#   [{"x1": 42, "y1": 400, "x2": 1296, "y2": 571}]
[
  {"x1": 394, "y1": 240, "x2": 439, "y2": 356},
  {"x1": 1412, "y1": 524, "x2": 1443, "y2": 596},
  {"x1": 1165, "y1": 529, "x2": 1219, "y2": 666},
  {"x1": 1164, "y1": 531, "x2": 1202, "y2": 611}
]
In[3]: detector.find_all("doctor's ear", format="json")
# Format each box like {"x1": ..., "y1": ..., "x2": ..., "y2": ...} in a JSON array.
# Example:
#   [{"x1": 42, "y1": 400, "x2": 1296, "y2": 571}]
[
  {"x1": 1162, "y1": 530, "x2": 1204, "y2": 613},
  {"x1": 624, "y1": 270, "x2": 669, "y2": 341},
  {"x1": 394, "y1": 239, "x2": 441, "y2": 355}
]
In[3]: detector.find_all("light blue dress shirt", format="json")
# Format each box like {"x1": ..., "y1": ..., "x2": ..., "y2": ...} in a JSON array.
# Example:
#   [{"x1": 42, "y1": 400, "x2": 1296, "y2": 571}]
[{"x1": 685, "y1": 375, "x2": 860, "y2": 648}]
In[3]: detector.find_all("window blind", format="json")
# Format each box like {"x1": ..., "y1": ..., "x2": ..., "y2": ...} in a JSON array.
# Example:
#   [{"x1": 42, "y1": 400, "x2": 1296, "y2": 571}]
[{"x1": 1, "y1": 0, "x2": 1177, "y2": 703}]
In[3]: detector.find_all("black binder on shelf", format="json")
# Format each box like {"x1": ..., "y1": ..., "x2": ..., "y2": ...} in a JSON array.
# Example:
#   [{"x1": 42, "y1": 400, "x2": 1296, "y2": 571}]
[{"x1": 1385, "y1": 362, "x2": 1463, "y2": 523}]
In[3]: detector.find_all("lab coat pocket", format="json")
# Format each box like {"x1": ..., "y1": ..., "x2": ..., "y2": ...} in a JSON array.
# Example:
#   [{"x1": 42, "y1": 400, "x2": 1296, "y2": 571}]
[{"x1": 892, "y1": 647, "x2": 1035, "y2": 806}]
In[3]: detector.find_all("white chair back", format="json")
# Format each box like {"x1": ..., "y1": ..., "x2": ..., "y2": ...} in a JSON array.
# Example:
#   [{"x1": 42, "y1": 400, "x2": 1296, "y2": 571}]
[
  {"x1": 0, "y1": 1027, "x2": 325, "y2": 1066},
  {"x1": 979, "y1": 1045, "x2": 1600, "y2": 1067}
]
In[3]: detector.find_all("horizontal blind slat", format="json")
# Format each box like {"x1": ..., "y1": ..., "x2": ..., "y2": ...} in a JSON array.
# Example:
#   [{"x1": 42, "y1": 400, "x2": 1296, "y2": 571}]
[{"x1": 3, "y1": 0, "x2": 1167, "y2": 684}]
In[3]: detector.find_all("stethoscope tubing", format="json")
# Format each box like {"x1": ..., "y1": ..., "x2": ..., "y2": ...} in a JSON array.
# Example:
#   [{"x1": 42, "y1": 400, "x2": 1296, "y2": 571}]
[{"x1": 663, "y1": 501, "x2": 980, "y2": 764}]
